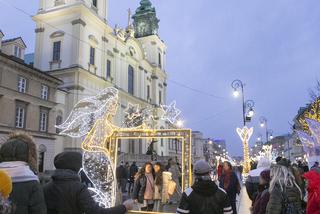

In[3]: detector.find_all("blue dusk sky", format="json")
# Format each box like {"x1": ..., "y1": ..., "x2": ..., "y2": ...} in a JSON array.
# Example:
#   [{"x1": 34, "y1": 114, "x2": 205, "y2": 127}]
[{"x1": 1, "y1": 0, "x2": 319, "y2": 156}]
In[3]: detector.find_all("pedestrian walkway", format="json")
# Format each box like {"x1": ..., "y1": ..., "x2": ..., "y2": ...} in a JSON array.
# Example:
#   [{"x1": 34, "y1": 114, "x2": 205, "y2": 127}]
[{"x1": 237, "y1": 187, "x2": 252, "y2": 214}]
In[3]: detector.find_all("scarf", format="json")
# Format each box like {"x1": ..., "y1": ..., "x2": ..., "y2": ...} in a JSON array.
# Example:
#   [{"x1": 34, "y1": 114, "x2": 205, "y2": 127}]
[
  {"x1": 0, "y1": 161, "x2": 39, "y2": 183},
  {"x1": 144, "y1": 173, "x2": 154, "y2": 200},
  {"x1": 223, "y1": 170, "x2": 232, "y2": 190}
]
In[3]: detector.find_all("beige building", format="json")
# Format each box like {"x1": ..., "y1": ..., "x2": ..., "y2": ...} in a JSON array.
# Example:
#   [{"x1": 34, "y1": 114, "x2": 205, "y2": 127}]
[{"x1": 0, "y1": 35, "x2": 63, "y2": 172}]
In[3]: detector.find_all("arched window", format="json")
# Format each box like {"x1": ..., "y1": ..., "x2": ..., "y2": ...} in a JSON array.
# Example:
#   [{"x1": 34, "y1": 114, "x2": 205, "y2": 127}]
[
  {"x1": 56, "y1": 113, "x2": 63, "y2": 134},
  {"x1": 158, "y1": 53, "x2": 162, "y2": 69},
  {"x1": 92, "y1": 0, "x2": 97, "y2": 8},
  {"x1": 128, "y1": 65, "x2": 134, "y2": 95}
]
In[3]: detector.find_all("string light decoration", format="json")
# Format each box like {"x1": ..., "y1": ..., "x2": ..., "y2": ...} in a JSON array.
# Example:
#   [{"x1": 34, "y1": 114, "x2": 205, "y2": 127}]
[
  {"x1": 306, "y1": 118, "x2": 320, "y2": 144},
  {"x1": 297, "y1": 98, "x2": 320, "y2": 134},
  {"x1": 236, "y1": 126, "x2": 254, "y2": 173},
  {"x1": 55, "y1": 87, "x2": 119, "y2": 137},
  {"x1": 161, "y1": 101, "x2": 181, "y2": 124},
  {"x1": 297, "y1": 118, "x2": 320, "y2": 168},
  {"x1": 82, "y1": 151, "x2": 115, "y2": 208},
  {"x1": 124, "y1": 103, "x2": 144, "y2": 128},
  {"x1": 57, "y1": 87, "x2": 192, "y2": 208}
]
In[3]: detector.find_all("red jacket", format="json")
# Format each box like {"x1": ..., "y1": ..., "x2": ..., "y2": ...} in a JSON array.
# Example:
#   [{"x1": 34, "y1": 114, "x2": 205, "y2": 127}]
[{"x1": 304, "y1": 170, "x2": 320, "y2": 214}]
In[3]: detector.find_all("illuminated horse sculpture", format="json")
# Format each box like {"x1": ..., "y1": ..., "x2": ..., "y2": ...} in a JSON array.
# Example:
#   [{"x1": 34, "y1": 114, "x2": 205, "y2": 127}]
[{"x1": 56, "y1": 87, "x2": 122, "y2": 208}]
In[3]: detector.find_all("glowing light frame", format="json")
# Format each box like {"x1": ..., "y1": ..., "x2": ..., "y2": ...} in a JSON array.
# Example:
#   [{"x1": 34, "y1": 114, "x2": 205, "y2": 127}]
[{"x1": 110, "y1": 128, "x2": 193, "y2": 192}]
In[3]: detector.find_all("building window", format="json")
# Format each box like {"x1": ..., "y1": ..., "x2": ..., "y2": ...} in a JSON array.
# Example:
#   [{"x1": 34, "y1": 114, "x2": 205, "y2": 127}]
[
  {"x1": 90, "y1": 47, "x2": 95, "y2": 65},
  {"x1": 128, "y1": 65, "x2": 134, "y2": 95},
  {"x1": 40, "y1": 109, "x2": 49, "y2": 132},
  {"x1": 52, "y1": 41, "x2": 61, "y2": 61},
  {"x1": 15, "y1": 105, "x2": 26, "y2": 128},
  {"x1": 159, "y1": 91, "x2": 162, "y2": 105},
  {"x1": 158, "y1": 53, "x2": 162, "y2": 69},
  {"x1": 147, "y1": 85, "x2": 150, "y2": 100},
  {"x1": 17, "y1": 76, "x2": 27, "y2": 93},
  {"x1": 38, "y1": 144, "x2": 47, "y2": 173},
  {"x1": 92, "y1": 0, "x2": 97, "y2": 7},
  {"x1": 106, "y1": 59, "x2": 111, "y2": 79},
  {"x1": 14, "y1": 46, "x2": 21, "y2": 58},
  {"x1": 41, "y1": 85, "x2": 49, "y2": 100},
  {"x1": 56, "y1": 115, "x2": 63, "y2": 133}
]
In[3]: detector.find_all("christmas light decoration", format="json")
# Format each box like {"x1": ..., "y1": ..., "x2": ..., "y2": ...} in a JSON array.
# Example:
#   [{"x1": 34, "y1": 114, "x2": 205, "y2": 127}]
[
  {"x1": 55, "y1": 87, "x2": 118, "y2": 137},
  {"x1": 237, "y1": 126, "x2": 253, "y2": 174},
  {"x1": 82, "y1": 151, "x2": 115, "y2": 208},
  {"x1": 306, "y1": 118, "x2": 320, "y2": 144},
  {"x1": 161, "y1": 101, "x2": 181, "y2": 124},
  {"x1": 58, "y1": 87, "x2": 193, "y2": 209}
]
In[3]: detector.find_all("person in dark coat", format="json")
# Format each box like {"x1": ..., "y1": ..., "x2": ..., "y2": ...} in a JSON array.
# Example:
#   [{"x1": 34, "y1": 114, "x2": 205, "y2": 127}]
[
  {"x1": 0, "y1": 132, "x2": 46, "y2": 214},
  {"x1": 266, "y1": 159, "x2": 303, "y2": 214},
  {"x1": 245, "y1": 157, "x2": 271, "y2": 203},
  {"x1": 252, "y1": 170, "x2": 271, "y2": 214},
  {"x1": 128, "y1": 162, "x2": 138, "y2": 193},
  {"x1": 116, "y1": 161, "x2": 128, "y2": 193},
  {"x1": 176, "y1": 160, "x2": 233, "y2": 214},
  {"x1": 219, "y1": 161, "x2": 241, "y2": 214},
  {"x1": 43, "y1": 152, "x2": 133, "y2": 214},
  {"x1": 133, "y1": 162, "x2": 155, "y2": 211}
]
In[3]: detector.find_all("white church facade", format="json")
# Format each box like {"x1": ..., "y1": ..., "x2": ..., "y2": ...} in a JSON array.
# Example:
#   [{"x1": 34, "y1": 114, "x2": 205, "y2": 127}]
[{"x1": 32, "y1": 0, "x2": 170, "y2": 164}]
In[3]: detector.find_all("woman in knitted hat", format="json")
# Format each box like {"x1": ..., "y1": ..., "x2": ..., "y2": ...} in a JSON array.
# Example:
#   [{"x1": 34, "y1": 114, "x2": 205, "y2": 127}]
[
  {"x1": 0, "y1": 169, "x2": 13, "y2": 214},
  {"x1": 252, "y1": 170, "x2": 271, "y2": 214},
  {"x1": 0, "y1": 132, "x2": 46, "y2": 214}
]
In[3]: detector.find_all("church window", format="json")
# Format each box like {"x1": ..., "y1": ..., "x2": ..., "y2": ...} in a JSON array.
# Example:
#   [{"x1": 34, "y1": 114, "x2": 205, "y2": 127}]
[
  {"x1": 92, "y1": 0, "x2": 97, "y2": 8},
  {"x1": 128, "y1": 65, "x2": 134, "y2": 95},
  {"x1": 56, "y1": 114, "x2": 63, "y2": 134},
  {"x1": 147, "y1": 85, "x2": 150, "y2": 100},
  {"x1": 90, "y1": 47, "x2": 95, "y2": 65},
  {"x1": 158, "y1": 53, "x2": 162, "y2": 69},
  {"x1": 159, "y1": 90, "x2": 162, "y2": 105},
  {"x1": 106, "y1": 59, "x2": 111, "y2": 79},
  {"x1": 52, "y1": 41, "x2": 61, "y2": 61}
]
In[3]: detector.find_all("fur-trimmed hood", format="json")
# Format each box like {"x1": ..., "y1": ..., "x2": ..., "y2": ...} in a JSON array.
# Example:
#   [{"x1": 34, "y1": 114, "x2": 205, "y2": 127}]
[{"x1": 0, "y1": 132, "x2": 37, "y2": 173}]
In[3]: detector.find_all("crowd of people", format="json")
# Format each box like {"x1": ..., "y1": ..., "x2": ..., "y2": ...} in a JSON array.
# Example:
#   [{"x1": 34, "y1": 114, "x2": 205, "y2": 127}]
[{"x1": 0, "y1": 131, "x2": 320, "y2": 214}]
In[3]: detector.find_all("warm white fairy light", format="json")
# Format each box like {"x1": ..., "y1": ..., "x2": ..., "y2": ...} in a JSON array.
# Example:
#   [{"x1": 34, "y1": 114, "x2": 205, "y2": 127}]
[
  {"x1": 82, "y1": 151, "x2": 115, "y2": 208},
  {"x1": 55, "y1": 87, "x2": 119, "y2": 137},
  {"x1": 57, "y1": 87, "x2": 185, "y2": 208},
  {"x1": 161, "y1": 101, "x2": 181, "y2": 124}
]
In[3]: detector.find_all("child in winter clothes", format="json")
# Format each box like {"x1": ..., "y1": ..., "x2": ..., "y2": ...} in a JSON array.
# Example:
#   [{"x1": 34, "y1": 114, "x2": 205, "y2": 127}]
[{"x1": 0, "y1": 169, "x2": 13, "y2": 214}]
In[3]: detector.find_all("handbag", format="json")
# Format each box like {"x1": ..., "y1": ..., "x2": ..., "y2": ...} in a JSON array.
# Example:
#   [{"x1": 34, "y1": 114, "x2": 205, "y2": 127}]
[{"x1": 167, "y1": 180, "x2": 176, "y2": 196}]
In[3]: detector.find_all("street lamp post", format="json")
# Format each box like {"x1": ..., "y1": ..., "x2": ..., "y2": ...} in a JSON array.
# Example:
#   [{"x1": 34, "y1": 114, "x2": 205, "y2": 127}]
[
  {"x1": 259, "y1": 117, "x2": 273, "y2": 144},
  {"x1": 231, "y1": 79, "x2": 255, "y2": 173}
]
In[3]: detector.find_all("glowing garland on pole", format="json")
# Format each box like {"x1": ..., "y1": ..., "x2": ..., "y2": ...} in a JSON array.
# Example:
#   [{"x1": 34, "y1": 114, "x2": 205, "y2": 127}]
[
  {"x1": 236, "y1": 126, "x2": 253, "y2": 174},
  {"x1": 56, "y1": 87, "x2": 183, "y2": 208}
]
